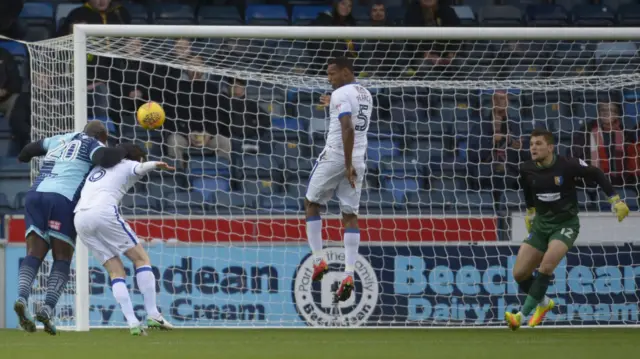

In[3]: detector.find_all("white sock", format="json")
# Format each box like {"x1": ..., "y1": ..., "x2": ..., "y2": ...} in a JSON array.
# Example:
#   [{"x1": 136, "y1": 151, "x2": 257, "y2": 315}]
[
  {"x1": 111, "y1": 278, "x2": 139, "y2": 327},
  {"x1": 344, "y1": 229, "x2": 360, "y2": 276},
  {"x1": 539, "y1": 296, "x2": 551, "y2": 307},
  {"x1": 306, "y1": 216, "x2": 323, "y2": 264},
  {"x1": 135, "y1": 266, "x2": 161, "y2": 318}
]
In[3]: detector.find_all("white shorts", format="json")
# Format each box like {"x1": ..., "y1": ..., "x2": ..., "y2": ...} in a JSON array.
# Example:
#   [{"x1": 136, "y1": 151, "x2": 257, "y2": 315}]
[
  {"x1": 305, "y1": 149, "x2": 366, "y2": 214},
  {"x1": 74, "y1": 206, "x2": 139, "y2": 264}
]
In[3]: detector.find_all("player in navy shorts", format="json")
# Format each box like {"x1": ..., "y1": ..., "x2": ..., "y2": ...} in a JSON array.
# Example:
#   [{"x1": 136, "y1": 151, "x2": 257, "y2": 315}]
[{"x1": 14, "y1": 121, "x2": 132, "y2": 335}]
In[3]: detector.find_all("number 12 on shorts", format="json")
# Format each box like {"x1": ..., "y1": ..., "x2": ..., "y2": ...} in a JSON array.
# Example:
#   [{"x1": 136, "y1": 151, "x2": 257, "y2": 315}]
[{"x1": 560, "y1": 228, "x2": 574, "y2": 237}]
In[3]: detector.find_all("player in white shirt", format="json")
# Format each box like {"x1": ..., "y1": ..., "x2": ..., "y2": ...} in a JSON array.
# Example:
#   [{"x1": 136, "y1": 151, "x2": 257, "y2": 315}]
[
  {"x1": 305, "y1": 57, "x2": 373, "y2": 302},
  {"x1": 74, "y1": 144, "x2": 175, "y2": 336}
]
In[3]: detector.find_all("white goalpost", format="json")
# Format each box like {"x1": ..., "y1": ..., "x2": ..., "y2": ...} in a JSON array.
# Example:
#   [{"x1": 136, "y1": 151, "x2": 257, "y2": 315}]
[{"x1": 13, "y1": 24, "x2": 640, "y2": 330}]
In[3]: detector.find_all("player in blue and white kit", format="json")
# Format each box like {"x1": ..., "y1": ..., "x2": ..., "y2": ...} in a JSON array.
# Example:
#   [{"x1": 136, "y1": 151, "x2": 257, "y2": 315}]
[
  {"x1": 75, "y1": 144, "x2": 175, "y2": 336},
  {"x1": 14, "y1": 121, "x2": 130, "y2": 335}
]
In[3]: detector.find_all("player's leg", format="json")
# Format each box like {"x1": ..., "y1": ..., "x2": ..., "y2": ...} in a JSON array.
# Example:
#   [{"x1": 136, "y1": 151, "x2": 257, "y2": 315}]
[
  {"x1": 525, "y1": 224, "x2": 577, "y2": 327},
  {"x1": 35, "y1": 238, "x2": 73, "y2": 335},
  {"x1": 124, "y1": 244, "x2": 173, "y2": 330},
  {"x1": 304, "y1": 151, "x2": 341, "y2": 282},
  {"x1": 15, "y1": 192, "x2": 50, "y2": 333},
  {"x1": 103, "y1": 256, "x2": 145, "y2": 336},
  {"x1": 334, "y1": 161, "x2": 365, "y2": 302}
]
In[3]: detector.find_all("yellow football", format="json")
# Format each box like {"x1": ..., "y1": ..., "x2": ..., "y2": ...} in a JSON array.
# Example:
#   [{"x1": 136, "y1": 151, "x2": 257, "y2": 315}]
[{"x1": 136, "y1": 101, "x2": 165, "y2": 130}]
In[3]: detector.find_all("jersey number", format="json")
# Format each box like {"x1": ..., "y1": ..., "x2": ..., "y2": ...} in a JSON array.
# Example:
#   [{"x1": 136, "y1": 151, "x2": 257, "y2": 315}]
[
  {"x1": 560, "y1": 228, "x2": 574, "y2": 238},
  {"x1": 354, "y1": 104, "x2": 369, "y2": 132},
  {"x1": 45, "y1": 140, "x2": 81, "y2": 162}
]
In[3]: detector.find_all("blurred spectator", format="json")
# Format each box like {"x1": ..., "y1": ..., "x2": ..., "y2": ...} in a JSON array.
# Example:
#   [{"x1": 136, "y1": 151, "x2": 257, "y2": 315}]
[
  {"x1": 308, "y1": 0, "x2": 357, "y2": 75},
  {"x1": 357, "y1": 2, "x2": 401, "y2": 78},
  {"x1": 110, "y1": 38, "x2": 154, "y2": 137},
  {"x1": 469, "y1": 92, "x2": 523, "y2": 201},
  {"x1": 0, "y1": 1, "x2": 26, "y2": 39},
  {"x1": 572, "y1": 102, "x2": 633, "y2": 186},
  {"x1": 59, "y1": 0, "x2": 132, "y2": 120},
  {"x1": 164, "y1": 55, "x2": 231, "y2": 170},
  {"x1": 219, "y1": 78, "x2": 271, "y2": 154},
  {"x1": 404, "y1": 0, "x2": 461, "y2": 78},
  {"x1": 0, "y1": 46, "x2": 26, "y2": 150}
]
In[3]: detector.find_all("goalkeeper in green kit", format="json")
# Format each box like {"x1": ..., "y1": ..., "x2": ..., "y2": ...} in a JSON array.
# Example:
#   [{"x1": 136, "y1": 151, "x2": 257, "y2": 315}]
[{"x1": 505, "y1": 129, "x2": 630, "y2": 330}]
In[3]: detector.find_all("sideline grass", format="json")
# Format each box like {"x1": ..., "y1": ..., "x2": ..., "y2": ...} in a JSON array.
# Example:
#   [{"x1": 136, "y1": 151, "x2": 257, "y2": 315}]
[{"x1": 0, "y1": 328, "x2": 637, "y2": 359}]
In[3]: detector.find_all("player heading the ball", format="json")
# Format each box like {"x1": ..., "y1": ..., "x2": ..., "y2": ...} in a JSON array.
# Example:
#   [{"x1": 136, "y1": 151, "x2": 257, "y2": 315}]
[
  {"x1": 74, "y1": 144, "x2": 175, "y2": 336},
  {"x1": 305, "y1": 57, "x2": 373, "y2": 302},
  {"x1": 505, "y1": 128, "x2": 630, "y2": 330},
  {"x1": 14, "y1": 120, "x2": 130, "y2": 335}
]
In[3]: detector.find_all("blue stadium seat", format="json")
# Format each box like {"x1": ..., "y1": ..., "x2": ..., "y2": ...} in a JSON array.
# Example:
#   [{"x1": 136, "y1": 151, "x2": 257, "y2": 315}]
[
  {"x1": 20, "y1": 2, "x2": 54, "y2": 41},
  {"x1": 189, "y1": 157, "x2": 231, "y2": 177},
  {"x1": 244, "y1": 180, "x2": 277, "y2": 196},
  {"x1": 479, "y1": 5, "x2": 522, "y2": 26},
  {"x1": 237, "y1": 154, "x2": 281, "y2": 179},
  {"x1": 245, "y1": 5, "x2": 289, "y2": 25},
  {"x1": 618, "y1": 4, "x2": 640, "y2": 26},
  {"x1": 0, "y1": 192, "x2": 10, "y2": 210},
  {"x1": 291, "y1": 6, "x2": 331, "y2": 25},
  {"x1": 121, "y1": 194, "x2": 158, "y2": 213},
  {"x1": 454, "y1": 191, "x2": 493, "y2": 210},
  {"x1": 615, "y1": 188, "x2": 639, "y2": 211},
  {"x1": 123, "y1": 2, "x2": 149, "y2": 24},
  {"x1": 272, "y1": 117, "x2": 304, "y2": 131},
  {"x1": 285, "y1": 182, "x2": 307, "y2": 200},
  {"x1": 379, "y1": 158, "x2": 421, "y2": 176},
  {"x1": 453, "y1": 6, "x2": 476, "y2": 26},
  {"x1": 525, "y1": 4, "x2": 569, "y2": 26},
  {"x1": 503, "y1": 189, "x2": 525, "y2": 210},
  {"x1": 192, "y1": 178, "x2": 230, "y2": 201},
  {"x1": 366, "y1": 138, "x2": 400, "y2": 163},
  {"x1": 258, "y1": 195, "x2": 301, "y2": 213},
  {"x1": 154, "y1": 4, "x2": 195, "y2": 25},
  {"x1": 384, "y1": 178, "x2": 420, "y2": 203},
  {"x1": 56, "y1": 3, "x2": 82, "y2": 31},
  {"x1": 166, "y1": 191, "x2": 208, "y2": 214},
  {"x1": 361, "y1": 189, "x2": 397, "y2": 210},
  {"x1": 214, "y1": 190, "x2": 255, "y2": 209},
  {"x1": 0, "y1": 41, "x2": 27, "y2": 58},
  {"x1": 572, "y1": 5, "x2": 616, "y2": 26},
  {"x1": 198, "y1": 6, "x2": 242, "y2": 25}
]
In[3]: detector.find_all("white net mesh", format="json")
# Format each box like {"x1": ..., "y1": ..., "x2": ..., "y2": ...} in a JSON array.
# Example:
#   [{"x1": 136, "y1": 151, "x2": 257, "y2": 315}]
[{"x1": 23, "y1": 32, "x2": 640, "y2": 328}]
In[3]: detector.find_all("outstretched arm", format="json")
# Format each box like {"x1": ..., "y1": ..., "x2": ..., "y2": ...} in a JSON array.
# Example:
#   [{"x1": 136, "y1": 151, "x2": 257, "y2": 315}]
[
  {"x1": 17, "y1": 140, "x2": 47, "y2": 163},
  {"x1": 571, "y1": 158, "x2": 616, "y2": 197},
  {"x1": 132, "y1": 161, "x2": 174, "y2": 177}
]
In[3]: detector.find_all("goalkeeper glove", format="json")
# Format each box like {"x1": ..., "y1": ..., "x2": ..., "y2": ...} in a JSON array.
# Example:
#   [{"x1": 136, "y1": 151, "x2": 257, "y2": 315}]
[
  {"x1": 609, "y1": 195, "x2": 630, "y2": 222},
  {"x1": 525, "y1": 208, "x2": 535, "y2": 233}
]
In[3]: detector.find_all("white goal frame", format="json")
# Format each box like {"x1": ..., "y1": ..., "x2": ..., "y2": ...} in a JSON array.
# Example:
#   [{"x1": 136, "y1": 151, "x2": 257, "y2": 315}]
[{"x1": 70, "y1": 24, "x2": 640, "y2": 331}]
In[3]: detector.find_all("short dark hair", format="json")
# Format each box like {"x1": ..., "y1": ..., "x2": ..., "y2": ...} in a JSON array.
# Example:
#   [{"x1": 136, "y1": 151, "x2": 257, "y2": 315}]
[
  {"x1": 84, "y1": 120, "x2": 108, "y2": 143},
  {"x1": 530, "y1": 128, "x2": 555, "y2": 145},
  {"x1": 328, "y1": 57, "x2": 354, "y2": 72},
  {"x1": 119, "y1": 143, "x2": 147, "y2": 162}
]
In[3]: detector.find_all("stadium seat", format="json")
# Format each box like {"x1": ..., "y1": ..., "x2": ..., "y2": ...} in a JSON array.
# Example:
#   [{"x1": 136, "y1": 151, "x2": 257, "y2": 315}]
[
  {"x1": 361, "y1": 189, "x2": 397, "y2": 210},
  {"x1": 454, "y1": 191, "x2": 493, "y2": 210},
  {"x1": 154, "y1": 4, "x2": 195, "y2": 25},
  {"x1": 237, "y1": 154, "x2": 281, "y2": 179},
  {"x1": 258, "y1": 195, "x2": 301, "y2": 213},
  {"x1": 615, "y1": 188, "x2": 639, "y2": 211},
  {"x1": 192, "y1": 178, "x2": 230, "y2": 201},
  {"x1": 214, "y1": 190, "x2": 255, "y2": 210},
  {"x1": 272, "y1": 117, "x2": 304, "y2": 132},
  {"x1": 291, "y1": 6, "x2": 331, "y2": 25},
  {"x1": 572, "y1": 5, "x2": 616, "y2": 26},
  {"x1": 189, "y1": 157, "x2": 231, "y2": 177},
  {"x1": 0, "y1": 192, "x2": 10, "y2": 211},
  {"x1": 525, "y1": 4, "x2": 569, "y2": 26},
  {"x1": 123, "y1": 2, "x2": 149, "y2": 24},
  {"x1": 20, "y1": 2, "x2": 54, "y2": 41},
  {"x1": 198, "y1": 6, "x2": 242, "y2": 25},
  {"x1": 121, "y1": 194, "x2": 158, "y2": 213},
  {"x1": 245, "y1": 5, "x2": 289, "y2": 25},
  {"x1": 617, "y1": 4, "x2": 640, "y2": 26},
  {"x1": 503, "y1": 189, "x2": 525, "y2": 210},
  {"x1": 384, "y1": 178, "x2": 420, "y2": 203},
  {"x1": 478, "y1": 6, "x2": 522, "y2": 26},
  {"x1": 56, "y1": 3, "x2": 82, "y2": 31},
  {"x1": 452, "y1": 6, "x2": 476, "y2": 26},
  {"x1": 367, "y1": 138, "x2": 400, "y2": 163},
  {"x1": 244, "y1": 180, "x2": 277, "y2": 197},
  {"x1": 166, "y1": 191, "x2": 208, "y2": 214},
  {"x1": 379, "y1": 158, "x2": 421, "y2": 176}
]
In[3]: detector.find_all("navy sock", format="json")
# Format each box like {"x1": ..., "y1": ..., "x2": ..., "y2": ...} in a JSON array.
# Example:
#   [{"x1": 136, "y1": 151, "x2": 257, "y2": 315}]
[
  {"x1": 44, "y1": 260, "x2": 71, "y2": 309},
  {"x1": 18, "y1": 255, "x2": 43, "y2": 301}
]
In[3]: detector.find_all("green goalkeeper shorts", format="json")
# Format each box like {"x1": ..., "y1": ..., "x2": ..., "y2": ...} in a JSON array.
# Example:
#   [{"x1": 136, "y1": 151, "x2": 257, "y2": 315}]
[{"x1": 524, "y1": 216, "x2": 580, "y2": 253}]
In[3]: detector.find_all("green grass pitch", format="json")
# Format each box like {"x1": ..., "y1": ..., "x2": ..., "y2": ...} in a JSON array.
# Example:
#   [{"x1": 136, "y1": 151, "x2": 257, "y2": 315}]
[{"x1": 0, "y1": 328, "x2": 637, "y2": 359}]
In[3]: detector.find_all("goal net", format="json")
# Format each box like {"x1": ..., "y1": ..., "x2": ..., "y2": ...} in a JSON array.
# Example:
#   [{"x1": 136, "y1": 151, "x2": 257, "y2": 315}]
[{"x1": 17, "y1": 25, "x2": 640, "y2": 329}]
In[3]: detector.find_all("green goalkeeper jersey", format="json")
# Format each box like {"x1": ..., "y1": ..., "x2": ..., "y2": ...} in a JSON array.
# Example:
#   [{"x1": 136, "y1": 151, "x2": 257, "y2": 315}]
[{"x1": 519, "y1": 155, "x2": 616, "y2": 225}]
